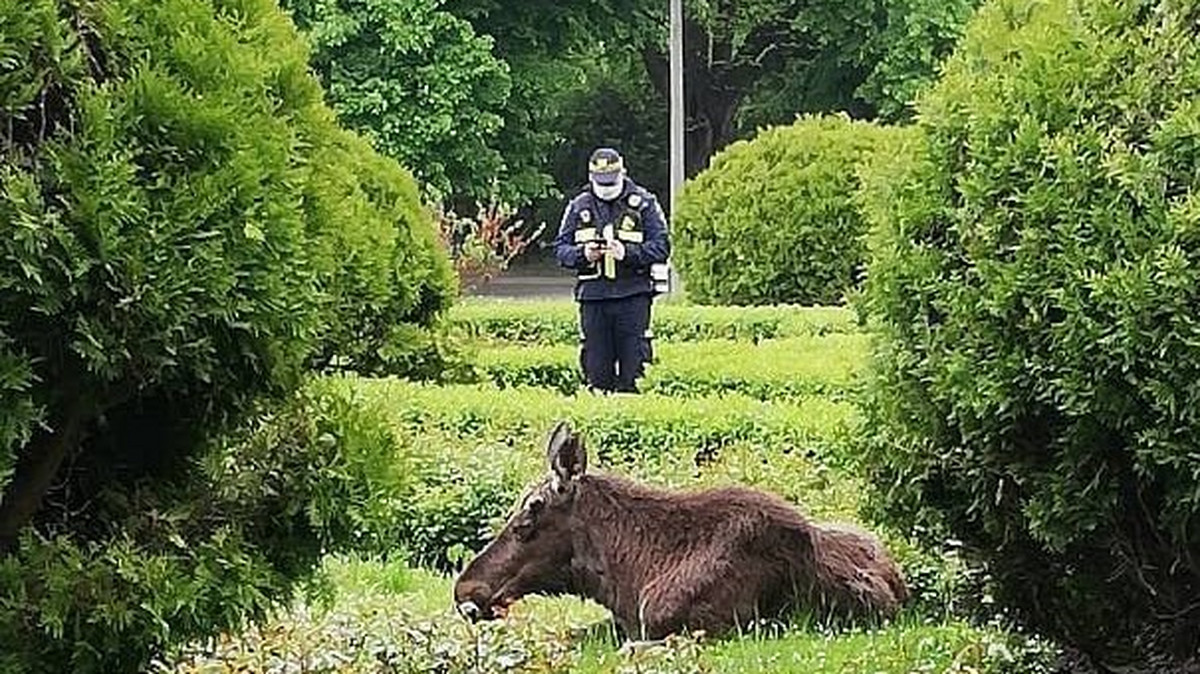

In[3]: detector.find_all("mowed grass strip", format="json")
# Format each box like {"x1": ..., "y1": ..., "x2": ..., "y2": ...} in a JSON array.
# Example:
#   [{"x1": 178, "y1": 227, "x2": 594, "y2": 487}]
[
  {"x1": 162, "y1": 556, "x2": 1058, "y2": 674},
  {"x1": 466, "y1": 334, "x2": 869, "y2": 400},
  {"x1": 448, "y1": 298, "x2": 858, "y2": 346}
]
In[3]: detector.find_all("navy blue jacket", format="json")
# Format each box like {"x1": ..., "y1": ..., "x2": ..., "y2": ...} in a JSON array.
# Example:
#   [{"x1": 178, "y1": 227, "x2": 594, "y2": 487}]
[{"x1": 554, "y1": 179, "x2": 671, "y2": 301}]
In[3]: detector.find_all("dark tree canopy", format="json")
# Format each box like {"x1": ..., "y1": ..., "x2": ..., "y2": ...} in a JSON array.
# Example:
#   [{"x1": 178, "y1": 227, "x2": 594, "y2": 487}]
[{"x1": 280, "y1": 0, "x2": 977, "y2": 212}]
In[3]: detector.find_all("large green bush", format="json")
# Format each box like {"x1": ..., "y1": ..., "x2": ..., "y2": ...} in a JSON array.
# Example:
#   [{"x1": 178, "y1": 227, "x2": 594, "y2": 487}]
[
  {"x1": 673, "y1": 114, "x2": 892, "y2": 306},
  {"x1": 0, "y1": 0, "x2": 452, "y2": 669},
  {"x1": 859, "y1": 0, "x2": 1200, "y2": 666},
  {"x1": 0, "y1": 379, "x2": 410, "y2": 673}
]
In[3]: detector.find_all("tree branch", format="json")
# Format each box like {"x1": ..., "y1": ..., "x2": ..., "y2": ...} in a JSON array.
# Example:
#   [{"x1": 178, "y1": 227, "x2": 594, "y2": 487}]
[
  {"x1": 0, "y1": 397, "x2": 92, "y2": 552},
  {"x1": 0, "y1": 376, "x2": 137, "y2": 553}
]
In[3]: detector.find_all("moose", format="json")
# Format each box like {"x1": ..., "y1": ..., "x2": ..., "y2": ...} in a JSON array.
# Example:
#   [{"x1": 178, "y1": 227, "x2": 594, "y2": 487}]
[{"x1": 453, "y1": 421, "x2": 908, "y2": 641}]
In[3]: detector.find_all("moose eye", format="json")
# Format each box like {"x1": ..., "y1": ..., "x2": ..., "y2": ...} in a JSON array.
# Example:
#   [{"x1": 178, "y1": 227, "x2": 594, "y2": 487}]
[{"x1": 514, "y1": 517, "x2": 538, "y2": 542}]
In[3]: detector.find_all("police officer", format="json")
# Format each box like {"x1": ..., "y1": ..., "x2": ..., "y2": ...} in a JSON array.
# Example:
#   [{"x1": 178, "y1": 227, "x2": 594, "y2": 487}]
[{"x1": 554, "y1": 148, "x2": 671, "y2": 393}]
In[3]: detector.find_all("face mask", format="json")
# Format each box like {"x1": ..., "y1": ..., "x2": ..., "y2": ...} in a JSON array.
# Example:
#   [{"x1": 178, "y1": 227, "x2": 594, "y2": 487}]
[{"x1": 592, "y1": 181, "x2": 623, "y2": 201}]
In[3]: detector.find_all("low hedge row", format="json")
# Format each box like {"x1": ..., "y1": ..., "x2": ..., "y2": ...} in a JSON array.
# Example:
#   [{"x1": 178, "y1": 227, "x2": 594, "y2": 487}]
[
  {"x1": 333, "y1": 378, "x2": 861, "y2": 570},
  {"x1": 361, "y1": 378, "x2": 858, "y2": 465},
  {"x1": 447, "y1": 299, "x2": 858, "y2": 346},
  {"x1": 464, "y1": 334, "x2": 868, "y2": 400}
]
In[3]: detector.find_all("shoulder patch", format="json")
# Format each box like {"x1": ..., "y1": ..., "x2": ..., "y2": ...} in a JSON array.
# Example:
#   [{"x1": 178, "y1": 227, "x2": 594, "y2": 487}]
[
  {"x1": 628, "y1": 193, "x2": 644, "y2": 208},
  {"x1": 580, "y1": 209, "x2": 592, "y2": 223}
]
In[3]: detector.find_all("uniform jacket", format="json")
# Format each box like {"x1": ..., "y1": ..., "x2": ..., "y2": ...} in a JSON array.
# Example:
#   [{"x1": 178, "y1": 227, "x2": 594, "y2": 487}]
[{"x1": 554, "y1": 178, "x2": 671, "y2": 301}]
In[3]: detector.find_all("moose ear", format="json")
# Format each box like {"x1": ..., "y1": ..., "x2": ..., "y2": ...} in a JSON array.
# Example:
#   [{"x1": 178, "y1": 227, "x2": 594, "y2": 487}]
[{"x1": 547, "y1": 420, "x2": 587, "y2": 482}]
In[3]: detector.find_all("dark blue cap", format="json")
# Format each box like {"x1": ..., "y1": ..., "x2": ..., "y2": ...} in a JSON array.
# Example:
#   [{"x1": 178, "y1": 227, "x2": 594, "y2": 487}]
[{"x1": 588, "y1": 148, "x2": 624, "y2": 186}]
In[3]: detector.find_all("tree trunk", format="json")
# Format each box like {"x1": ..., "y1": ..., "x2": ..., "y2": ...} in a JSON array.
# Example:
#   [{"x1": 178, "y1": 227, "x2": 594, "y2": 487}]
[
  {"x1": 0, "y1": 386, "x2": 96, "y2": 552},
  {"x1": 685, "y1": 85, "x2": 740, "y2": 177},
  {"x1": 642, "y1": 17, "x2": 753, "y2": 178}
]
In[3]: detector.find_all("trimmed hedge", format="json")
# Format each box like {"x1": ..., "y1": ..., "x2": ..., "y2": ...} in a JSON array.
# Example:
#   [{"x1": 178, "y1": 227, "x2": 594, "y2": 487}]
[
  {"x1": 344, "y1": 378, "x2": 862, "y2": 569},
  {"x1": 673, "y1": 114, "x2": 893, "y2": 306},
  {"x1": 0, "y1": 0, "x2": 452, "y2": 670},
  {"x1": 859, "y1": 0, "x2": 1200, "y2": 665},
  {"x1": 448, "y1": 299, "x2": 858, "y2": 346},
  {"x1": 0, "y1": 378, "x2": 412, "y2": 673},
  {"x1": 466, "y1": 334, "x2": 869, "y2": 400}
]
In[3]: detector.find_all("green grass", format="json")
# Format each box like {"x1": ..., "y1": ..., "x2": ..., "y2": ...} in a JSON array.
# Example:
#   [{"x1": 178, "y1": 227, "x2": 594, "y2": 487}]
[
  {"x1": 469, "y1": 334, "x2": 869, "y2": 399},
  {"x1": 161, "y1": 556, "x2": 1058, "y2": 674},
  {"x1": 158, "y1": 298, "x2": 1062, "y2": 673},
  {"x1": 448, "y1": 298, "x2": 859, "y2": 345}
]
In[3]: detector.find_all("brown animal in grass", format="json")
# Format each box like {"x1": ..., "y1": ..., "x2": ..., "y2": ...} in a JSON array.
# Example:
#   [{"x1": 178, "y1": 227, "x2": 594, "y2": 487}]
[{"x1": 453, "y1": 421, "x2": 908, "y2": 641}]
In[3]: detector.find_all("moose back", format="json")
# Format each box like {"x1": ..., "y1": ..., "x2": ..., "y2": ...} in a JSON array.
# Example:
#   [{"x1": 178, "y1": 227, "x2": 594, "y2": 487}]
[{"x1": 453, "y1": 422, "x2": 908, "y2": 640}]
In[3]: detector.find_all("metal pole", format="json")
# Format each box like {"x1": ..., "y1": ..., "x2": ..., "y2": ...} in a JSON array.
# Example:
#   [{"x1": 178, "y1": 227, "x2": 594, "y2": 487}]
[{"x1": 668, "y1": 0, "x2": 684, "y2": 294}]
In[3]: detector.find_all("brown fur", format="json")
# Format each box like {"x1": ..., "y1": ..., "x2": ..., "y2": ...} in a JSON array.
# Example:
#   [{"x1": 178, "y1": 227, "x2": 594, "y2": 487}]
[{"x1": 453, "y1": 422, "x2": 907, "y2": 640}]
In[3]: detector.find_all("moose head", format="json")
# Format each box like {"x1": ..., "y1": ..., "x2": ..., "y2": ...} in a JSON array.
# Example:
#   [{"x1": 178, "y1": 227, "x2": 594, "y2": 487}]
[{"x1": 453, "y1": 420, "x2": 588, "y2": 622}]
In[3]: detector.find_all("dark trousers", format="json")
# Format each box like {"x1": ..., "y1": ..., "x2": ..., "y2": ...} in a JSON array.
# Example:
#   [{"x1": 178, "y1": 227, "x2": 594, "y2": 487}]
[{"x1": 579, "y1": 293, "x2": 652, "y2": 393}]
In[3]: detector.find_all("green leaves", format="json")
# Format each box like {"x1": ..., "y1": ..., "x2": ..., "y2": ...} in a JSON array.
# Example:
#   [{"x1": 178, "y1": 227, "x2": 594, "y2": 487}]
[
  {"x1": 859, "y1": 0, "x2": 1200, "y2": 662},
  {"x1": 467, "y1": 335, "x2": 869, "y2": 402},
  {"x1": 285, "y1": 0, "x2": 512, "y2": 203},
  {"x1": 675, "y1": 114, "x2": 894, "y2": 306},
  {"x1": 447, "y1": 299, "x2": 858, "y2": 345},
  {"x1": 0, "y1": 0, "x2": 453, "y2": 669}
]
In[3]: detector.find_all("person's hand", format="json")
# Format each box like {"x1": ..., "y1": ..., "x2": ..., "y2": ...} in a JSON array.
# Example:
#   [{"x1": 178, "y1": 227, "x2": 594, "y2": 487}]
[
  {"x1": 584, "y1": 241, "x2": 604, "y2": 262},
  {"x1": 606, "y1": 239, "x2": 626, "y2": 261}
]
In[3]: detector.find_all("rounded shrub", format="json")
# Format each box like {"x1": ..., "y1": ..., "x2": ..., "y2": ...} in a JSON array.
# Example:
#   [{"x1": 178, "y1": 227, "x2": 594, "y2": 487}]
[
  {"x1": 673, "y1": 114, "x2": 892, "y2": 306},
  {"x1": 0, "y1": 378, "x2": 412, "y2": 674},
  {"x1": 859, "y1": 0, "x2": 1200, "y2": 666},
  {"x1": 0, "y1": 0, "x2": 452, "y2": 669}
]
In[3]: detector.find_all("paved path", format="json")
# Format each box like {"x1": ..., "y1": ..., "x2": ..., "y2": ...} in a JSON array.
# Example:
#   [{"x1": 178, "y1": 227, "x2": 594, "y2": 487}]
[{"x1": 465, "y1": 259, "x2": 576, "y2": 300}]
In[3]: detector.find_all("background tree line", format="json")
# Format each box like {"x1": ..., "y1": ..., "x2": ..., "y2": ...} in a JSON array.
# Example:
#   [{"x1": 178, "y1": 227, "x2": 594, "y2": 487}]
[{"x1": 282, "y1": 0, "x2": 979, "y2": 224}]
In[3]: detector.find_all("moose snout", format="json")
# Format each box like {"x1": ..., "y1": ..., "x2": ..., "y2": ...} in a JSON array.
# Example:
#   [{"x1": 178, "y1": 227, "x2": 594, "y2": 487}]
[
  {"x1": 457, "y1": 600, "x2": 482, "y2": 621},
  {"x1": 453, "y1": 579, "x2": 494, "y2": 622}
]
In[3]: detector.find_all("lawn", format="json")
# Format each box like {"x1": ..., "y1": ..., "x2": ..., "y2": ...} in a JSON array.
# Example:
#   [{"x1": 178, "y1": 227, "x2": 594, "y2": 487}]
[{"x1": 158, "y1": 298, "x2": 1059, "y2": 674}]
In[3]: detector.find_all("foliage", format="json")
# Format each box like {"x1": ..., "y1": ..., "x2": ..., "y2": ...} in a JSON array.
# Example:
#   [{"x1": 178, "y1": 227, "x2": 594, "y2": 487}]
[
  {"x1": 0, "y1": 0, "x2": 451, "y2": 669},
  {"x1": 858, "y1": 0, "x2": 1200, "y2": 665},
  {"x1": 439, "y1": 0, "x2": 633, "y2": 205},
  {"x1": 854, "y1": 0, "x2": 981, "y2": 122},
  {"x1": 465, "y1": 335, "x2": 868, "y2": 401},
  {"x1": 0, "y1": 379, "x2": 411, "y2": 673},
  {"x1": 161, "y1": 294, "x2": 1061, "y2": 671},
  {"x1": 544, "y1": 46, "x2": 670, "y2": 214},
  {"x1": 610, "y1": 0, "x2": 978, "y2": 176},
  {"x1": 374, "y1": 0, "x2": 978, "y2": 215},
  {"x1": 674, "y1": 114, "x2": 892, "y2": 305},
  {"x1": 448, "y1": 300, "x2": 858, "y2": 345},
  {"x1": 283, "y1": 0, "x2": 514, "y2": 204},
  {"x1": 734, "y1": 0, "x2": 981, "y2": 129},
  {"x1": 158, "y1": 557, "x2": 1059, "y2": 674},
  {"x1": 301, "y1": 125, "x2": 456, "y2": 378},
  {"x1": 437, "y1": 202, "x2": 546, "y2": 293},
  {"x1": 352, "y1": 378, "x2": 863, "y2": 521}
]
